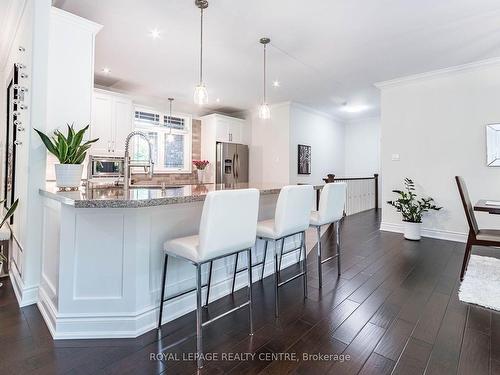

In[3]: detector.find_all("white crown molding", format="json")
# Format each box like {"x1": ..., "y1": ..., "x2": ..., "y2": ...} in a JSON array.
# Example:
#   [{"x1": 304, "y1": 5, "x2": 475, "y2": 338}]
[
  {"x1": 375, "y1": 56, "x2": 500, "y2": 89},
  {"x1": 380, "y1": 221, "x2": 467, "y2": 243},
  {"x1": 51, "y1": 6, "x2": 102, "y2": 35},
  {"x1": 0, "y1": 0, "x2": 28, "y2": 71}
]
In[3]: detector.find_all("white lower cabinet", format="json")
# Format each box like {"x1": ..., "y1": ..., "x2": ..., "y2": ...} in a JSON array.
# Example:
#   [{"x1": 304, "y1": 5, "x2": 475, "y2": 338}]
[{"x1": 91, "y1": 89, "x2": 133, "y2": 155}]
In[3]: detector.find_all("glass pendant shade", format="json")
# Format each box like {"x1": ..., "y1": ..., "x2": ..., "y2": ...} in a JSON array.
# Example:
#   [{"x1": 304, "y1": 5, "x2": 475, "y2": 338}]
[
  {"x1": 193, "y1": 84, "x2": 208, "y2": 105},
  {"x1": 258, "y1": 103, "x2": 271, "y2": 120}
]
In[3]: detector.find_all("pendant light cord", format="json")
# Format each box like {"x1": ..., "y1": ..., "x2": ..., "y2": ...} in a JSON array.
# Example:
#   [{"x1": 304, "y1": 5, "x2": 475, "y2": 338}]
[
  {"x1": 263, "y1": 43, "x2": 267, "y2": 103},
  {"x1": 199, "y1": 7, "x2": 204, "y2": 85}
]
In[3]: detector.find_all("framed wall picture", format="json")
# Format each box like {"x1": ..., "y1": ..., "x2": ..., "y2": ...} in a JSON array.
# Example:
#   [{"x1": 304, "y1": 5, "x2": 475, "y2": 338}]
[{"x1": 297, "y1": 144, "x2": 311, "y2": 175}]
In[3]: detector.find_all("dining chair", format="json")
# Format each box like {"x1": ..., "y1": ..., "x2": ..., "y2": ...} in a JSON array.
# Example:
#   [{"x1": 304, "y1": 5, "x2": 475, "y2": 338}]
[{"x1": 455, "y1": 176, "x2": 500, "y2": 281}]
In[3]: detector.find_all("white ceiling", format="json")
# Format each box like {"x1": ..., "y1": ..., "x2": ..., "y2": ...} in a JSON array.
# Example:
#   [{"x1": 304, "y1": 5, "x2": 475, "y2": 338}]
[{"x1": 55, "y1": 0, "x2": 500, "y2": 120}]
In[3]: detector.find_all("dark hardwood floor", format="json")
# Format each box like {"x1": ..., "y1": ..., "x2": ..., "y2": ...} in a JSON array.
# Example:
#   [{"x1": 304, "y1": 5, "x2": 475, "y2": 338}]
[{"x1": 0, "y1": 209, "x2": 497, "y2": 374}]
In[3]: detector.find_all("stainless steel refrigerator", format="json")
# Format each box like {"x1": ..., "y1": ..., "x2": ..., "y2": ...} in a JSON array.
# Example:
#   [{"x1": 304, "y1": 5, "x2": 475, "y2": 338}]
[{"x1": 216, "y1": 142, "x2": 249, "y2": 184}]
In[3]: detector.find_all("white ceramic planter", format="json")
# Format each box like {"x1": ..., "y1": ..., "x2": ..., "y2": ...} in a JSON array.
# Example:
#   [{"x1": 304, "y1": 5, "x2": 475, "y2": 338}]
[
  {"x1": 403, "y1": 221, "x2": 422, "y2": 241},
  {"x1": 55, "y1": 164, "x2": 84, "y2": 189}
]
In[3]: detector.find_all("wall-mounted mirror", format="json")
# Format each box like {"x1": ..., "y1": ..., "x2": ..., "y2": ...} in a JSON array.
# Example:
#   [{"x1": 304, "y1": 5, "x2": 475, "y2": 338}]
[{"x1": 487, "y1": 123, "x2": 500, "y2": 166}]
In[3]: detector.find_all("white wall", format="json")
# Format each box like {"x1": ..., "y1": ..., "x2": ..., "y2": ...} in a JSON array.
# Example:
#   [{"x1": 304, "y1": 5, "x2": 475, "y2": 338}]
[
  {"x1": 379, "y1": 59, "x2": 500, "y2": 241},
  {"x1": 249, "y1": 102, "x2": 346, "y2": 186},
  {"x1": 289, "y1": 103, "x2": 345, "y2": 185},
  {"x1": 249, "y1": 102, "x2": 291, "y2": 185},
  {"x1": 344, "y1": 117, "x2": 380, "y2": 177}
]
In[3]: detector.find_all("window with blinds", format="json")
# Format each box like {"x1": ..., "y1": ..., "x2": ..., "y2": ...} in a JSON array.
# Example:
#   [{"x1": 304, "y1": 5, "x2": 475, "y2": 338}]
[{"x1": 132, "y1": 107, "x2": 192, "y2": 172}]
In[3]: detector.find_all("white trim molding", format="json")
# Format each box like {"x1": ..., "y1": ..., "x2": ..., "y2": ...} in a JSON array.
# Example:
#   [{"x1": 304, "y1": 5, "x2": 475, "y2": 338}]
[
  {"x1": 375, "y1": 56, "x2": 500, "y2": 89},
  {"x1": 380, "y1": 221, "x2": 467, "y2": 243},
  {"x1": 9, "y1": 267, "x2": 39, "y2": 307}
]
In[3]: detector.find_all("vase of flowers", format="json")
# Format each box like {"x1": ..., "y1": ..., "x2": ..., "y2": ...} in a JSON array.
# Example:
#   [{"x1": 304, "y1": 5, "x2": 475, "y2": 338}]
[
  {"x1": 387, "y1": 178, "x2": 442, "y2": 241},
  {"x1": 193, "y1": 160, "x2": 209, "y2": 184}
]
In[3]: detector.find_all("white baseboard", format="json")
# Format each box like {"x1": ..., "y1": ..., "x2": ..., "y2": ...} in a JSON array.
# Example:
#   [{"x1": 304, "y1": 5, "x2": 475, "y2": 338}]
[
  {"x1": 9, "y1": 267, "x2": 38, "y2": 307},
  {"x1": 37, "y1": 249, "x2": 303, "y2": 340},
  {"x1": 380, "y1": 222, "x2": 467, "y2": 243}
]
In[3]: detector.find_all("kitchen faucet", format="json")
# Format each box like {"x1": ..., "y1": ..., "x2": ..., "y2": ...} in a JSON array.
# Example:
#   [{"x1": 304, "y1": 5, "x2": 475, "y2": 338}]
[{"x1": 123, "y1": 131, "x2": 154, "y2": 189}]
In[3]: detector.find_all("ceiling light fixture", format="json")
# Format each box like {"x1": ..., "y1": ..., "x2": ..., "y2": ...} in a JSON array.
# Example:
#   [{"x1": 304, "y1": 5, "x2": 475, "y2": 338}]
[
  {"x1": 258, "y1": 37, "x2": 271, "y2": 120},
  {"x1": 272, "y1": 80, "x2": 280, "y2": 88},
  {"x1": 102, "y1": 67, "x2": 111, "y2": 74},
  {"x1": 193, "y1": 0, "x2": 209, "y2": 105},
  {"x1": 150, "y1": 28, "x2": 161, "y2": 39},
  {"x1": 167, "y1": 98, "x2": 175, "y2": 143},
  {"x1": 340, "y1": 103, "x2": 371, "y2": 113},
  {"x1": 216, "y1": 98, "x2": 221, "y2": 103}
]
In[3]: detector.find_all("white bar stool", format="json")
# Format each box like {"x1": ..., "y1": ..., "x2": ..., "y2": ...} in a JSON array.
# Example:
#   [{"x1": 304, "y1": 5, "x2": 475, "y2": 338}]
[
  {"x1": 255, "y1": 185, "x2": 314, "y2": 317},
  {"x1": 311, "y1": 182, "x2": 346, "y2": 288},
  {"x1": 157, "y1": 189, "x2": 260, "y2": 369}
]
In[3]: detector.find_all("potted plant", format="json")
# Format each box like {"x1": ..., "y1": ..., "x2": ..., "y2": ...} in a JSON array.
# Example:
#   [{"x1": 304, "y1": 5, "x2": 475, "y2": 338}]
[
  {"x1": 192, "y1": 160, "x2": 209, "y2": 184},
  {"x1": 35, "y1": 124, "x2": 98, "y2": 190},
  {"x1": 0, "y1": 198, "x2": 19, "y2": 288},
  {"x1": 387, "y1": 178, "x2": 442, "y2": 240}
]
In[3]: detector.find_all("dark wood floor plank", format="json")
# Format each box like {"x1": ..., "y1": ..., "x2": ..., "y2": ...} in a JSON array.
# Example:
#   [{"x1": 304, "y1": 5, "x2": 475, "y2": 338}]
[
  {"x1": 457, "y1": 313, "x2": 490, "y2": 375},
  {"x1": 358, "y1": 352, "x2": 395, "y2": 375},
  {"x1": 392, "y1": 337, "x2": 433, "y2": 375}
]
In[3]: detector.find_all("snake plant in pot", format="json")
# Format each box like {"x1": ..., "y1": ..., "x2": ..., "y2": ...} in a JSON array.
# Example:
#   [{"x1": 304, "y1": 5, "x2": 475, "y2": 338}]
[
  {"x1": 0, "y1": 198, "x2": 18, "y2": 287},
  {"x1": 35, "y1": 124, "x2": 98, "y2": 190},
  {"x1": 387, "y1": 178, "x2": 442, "y2": 240}
]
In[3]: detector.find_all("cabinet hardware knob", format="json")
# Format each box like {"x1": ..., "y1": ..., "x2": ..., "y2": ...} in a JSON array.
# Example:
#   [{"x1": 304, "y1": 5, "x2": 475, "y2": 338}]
[
  {"x1": 15, "y1": 63, "x2": 26, "y2": 69},
  {"x1": 20, "y1": 73, "x2": 29, "y2": 79},
  {"x1": 17, "y1": 126, "x2": 25, "y2": 132},
  {"x1": 18, "y1": 46, "x2": 25, "y2": 52},
  {"x1": 19, "y1": 104, "x2": 28, "y2": 110},
  {"x1": 14, "y1": 140, "x2": 22, "y2": 146}
]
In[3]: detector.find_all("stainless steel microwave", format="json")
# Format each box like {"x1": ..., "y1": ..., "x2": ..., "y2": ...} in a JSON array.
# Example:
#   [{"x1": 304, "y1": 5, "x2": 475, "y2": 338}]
[{"x1": 87, "y1": 155, "x2": 125, "y2": 179}]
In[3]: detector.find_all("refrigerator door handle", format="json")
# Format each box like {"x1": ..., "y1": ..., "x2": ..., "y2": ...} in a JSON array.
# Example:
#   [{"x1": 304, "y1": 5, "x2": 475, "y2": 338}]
[
  {"x1": 232, "y1": 153, "x2": 236, "y2": 179},
  {"x1": 235, "y1": 153, "x2": 239, "y2": 180}
]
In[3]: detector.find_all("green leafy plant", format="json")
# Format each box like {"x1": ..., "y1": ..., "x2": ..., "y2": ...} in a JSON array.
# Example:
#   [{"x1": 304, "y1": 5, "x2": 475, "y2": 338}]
[
  {"x1": 387, "y1": 178, "x2": 442, "y2": 223},
  {"x1": 0, "y1": 198, "x2": 19, "y2": 264},
  {"x1": 34, "y1": 124, "x2": 98, "y2": 164}
]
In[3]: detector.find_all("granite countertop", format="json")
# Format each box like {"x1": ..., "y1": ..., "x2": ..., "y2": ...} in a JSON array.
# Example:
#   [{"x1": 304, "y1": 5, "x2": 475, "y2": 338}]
[{"x1": 39, "y1": 182, "x2": 323, "y2": 209}]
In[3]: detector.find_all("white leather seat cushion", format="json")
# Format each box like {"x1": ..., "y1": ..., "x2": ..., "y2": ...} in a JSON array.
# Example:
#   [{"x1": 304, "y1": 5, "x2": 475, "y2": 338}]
[
  {"x1": 310, "y1": 211, "x2": 343, "y2": 227},
  {"x1": 257, "y1": 219, "x2": 278, "y2": 239},
  {"x1": 0, "y1": 226, "x2": 10, "y2": 241},
  {"x1": 164, "y1": 235, "x2": 200, "y2": 263}
]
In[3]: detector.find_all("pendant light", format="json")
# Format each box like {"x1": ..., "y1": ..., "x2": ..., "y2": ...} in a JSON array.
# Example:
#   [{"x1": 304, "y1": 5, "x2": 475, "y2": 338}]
[
  {"x1": 194, "y1": 0, "x2": 209, "y2": 105},
  {"x1": 258, "y1": 37, "x2": 271, "y2": 120},
  {"x1": 167, "y1": 98, "x2": 175, "y2": 143}
]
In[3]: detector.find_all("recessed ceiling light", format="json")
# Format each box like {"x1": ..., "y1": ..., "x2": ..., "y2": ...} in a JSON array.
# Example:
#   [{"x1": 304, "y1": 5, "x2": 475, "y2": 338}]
[
  {"x1": 150, "y1": 28, "x2": 161, "y2": 39},
  {"x1": 216, "y1": 98, "x2": 221, "y2": 103},
  {"x1": 102, "y1": 67, "x2": 111, "y2": 74},
  {"x1": 340, "y1": 103, "x2": 371, "y2": 113},
  {"x1": 272, "y1": 80, "x2": 280, "y2": 88}
]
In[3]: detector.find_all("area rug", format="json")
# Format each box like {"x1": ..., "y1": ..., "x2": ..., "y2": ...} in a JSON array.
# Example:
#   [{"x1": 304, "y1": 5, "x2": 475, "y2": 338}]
[{"x1": 459, "y1": 254, "x2": 500, "y2": 311}]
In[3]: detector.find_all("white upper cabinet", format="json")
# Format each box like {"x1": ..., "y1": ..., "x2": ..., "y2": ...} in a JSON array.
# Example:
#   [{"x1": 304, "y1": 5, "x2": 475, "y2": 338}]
[
  {"x1": 91, "y1": 89, "x2": 133, "y2": 155},
  {"x1": 206, "y1": 114, "x2": 246, "y2": 144}
]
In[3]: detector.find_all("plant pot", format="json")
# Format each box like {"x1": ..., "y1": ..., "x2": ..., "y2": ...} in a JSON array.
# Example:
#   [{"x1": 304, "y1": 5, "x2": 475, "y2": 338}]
[
  {"x1": 55, "y1": 164, "x2": 83, "y2": 190},
  {"x1": 403, "y1": 221, "x2": 422, "y2": 241}
]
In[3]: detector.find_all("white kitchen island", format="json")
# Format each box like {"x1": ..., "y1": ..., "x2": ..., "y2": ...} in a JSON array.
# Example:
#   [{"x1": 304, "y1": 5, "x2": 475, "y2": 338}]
[{"x1": 38, "y1": 182, "x2": 321, "y2": 339}]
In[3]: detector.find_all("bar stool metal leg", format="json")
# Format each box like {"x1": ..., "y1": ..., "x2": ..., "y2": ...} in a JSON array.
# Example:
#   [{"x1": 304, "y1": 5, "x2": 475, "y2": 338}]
[
  {"x1": 246, "y1": 249, "x2": 254, "y2": 335},
  {"x1": 158, "y1": 254, "x2": 168, "y2": 330},
  {"x1": 231, "y1": 253, "x2": 239, "y2": 294},
  {"x1": 274, "y1": 240, "x2": 279, "y2": 318},
  {"x1": 278, "y1": 238, "x2": 284, "y2": 272},
  {"x1": 196, "y1": 264, "x2": 203, "y2": 369},
  {"x1": 316, "y1": 226, "x2": 322, "y2": 288},
  {"x1": 261, "y1": 240, "x2": 268, "y2": 280},
  {"x1": 302, "y1": 231, "x2": 308, "y2": 298},
  {"x1": 336, "y1": 221, "x2": 342, "y2": 275},
  {"x1": 205, "y1": 261, "x2": 213, "y2": 307}
]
